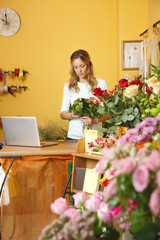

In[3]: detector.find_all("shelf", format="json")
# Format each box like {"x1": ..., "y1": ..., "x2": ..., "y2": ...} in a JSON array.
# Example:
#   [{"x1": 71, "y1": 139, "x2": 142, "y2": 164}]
[{"x1": 71, "y1": 152, "x2": 102, "y2": 193}]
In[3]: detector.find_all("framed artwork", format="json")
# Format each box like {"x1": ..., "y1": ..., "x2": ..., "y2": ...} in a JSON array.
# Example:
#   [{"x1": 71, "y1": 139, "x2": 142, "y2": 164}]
[{"x1": 122, "y1": 40, "x2": 142, "y2": 70}]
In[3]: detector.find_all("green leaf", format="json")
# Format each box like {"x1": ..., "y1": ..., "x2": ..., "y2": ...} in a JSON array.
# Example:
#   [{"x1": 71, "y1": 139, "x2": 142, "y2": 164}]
[
  {"x1": 108, "y1": 196, "x2": 120, "y2": 207},
  {"x1": 127, "y1": 114, "x2": 134, "y2": 121},
  {"x1": 114, "y1": 94, "x2": 119, "y2": 105},
  {"x1": 97, "y1": 106, "x2": 105, "y2": 115},
  {"x1": 115, "y1": 115, "x2": 122, "y2": 122},
  {"x1": 125, "y1": 107, "x2": 133, "y2": 114},
  {"x1": 111, "y1": 108, "x2": 123, "y2": 114},
  {"x1": 132, "y1": 222, "x2": 158, "y2": 240},
  {"x1": 106, "y1": 118, "x2": 115, "y2": 123},
  {"x1": 115, "y1": 121, "x2": 122, "y2": 125},
  {"x1": 134, "y1": 107, "x2": 139, "y2": 116},
  {"x1": 107, "y1": 102, "x2": 115, "y2": 108},
  {"x1": 122, "y1": 114, "x2": 128, "y2": 122}
]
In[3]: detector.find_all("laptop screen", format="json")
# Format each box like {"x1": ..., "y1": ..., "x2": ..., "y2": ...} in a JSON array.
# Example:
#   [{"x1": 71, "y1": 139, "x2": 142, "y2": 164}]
[{"x1": 1, "y1": 116, "x2": 43, "y2": 147}]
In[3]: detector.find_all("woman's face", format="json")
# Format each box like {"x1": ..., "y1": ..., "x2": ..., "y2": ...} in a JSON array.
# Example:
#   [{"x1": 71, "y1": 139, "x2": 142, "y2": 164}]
[{"x1": 72, "y1": 58, "x2": 88, "y2": 80}]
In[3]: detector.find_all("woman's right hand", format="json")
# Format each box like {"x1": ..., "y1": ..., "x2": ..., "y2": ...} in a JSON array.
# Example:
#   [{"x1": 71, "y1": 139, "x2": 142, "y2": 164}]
[
  {"x1": 70, "y1": 112, "x2": 80, "y2": 119},
  {"x1": 60, "y1": 111, "x2": 80, "y2": 120}
]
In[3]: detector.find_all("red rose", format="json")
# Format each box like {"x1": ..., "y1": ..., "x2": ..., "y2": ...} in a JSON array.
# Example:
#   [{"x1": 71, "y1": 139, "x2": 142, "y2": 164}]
[
  {"x1": 146, "y1": 85, "x2": 152, "y2": 93},
  {"x1": 103, "y1": 89, "x2": 108, "y2": 95},
  {"x1": 130, "y1": 79, "x2": 143, "y2": 89},
  {"x1": 93, "y1": 87, "x2": 103, "y2": 96},
  {"x1": 118, "y1": 79, "x2": 128, "y2": 88}
]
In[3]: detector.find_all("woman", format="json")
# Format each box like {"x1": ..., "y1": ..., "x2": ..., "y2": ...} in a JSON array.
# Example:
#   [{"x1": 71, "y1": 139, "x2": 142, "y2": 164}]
[{"x1": 60, "y1": 49, "x2": 109, "y2": 140}]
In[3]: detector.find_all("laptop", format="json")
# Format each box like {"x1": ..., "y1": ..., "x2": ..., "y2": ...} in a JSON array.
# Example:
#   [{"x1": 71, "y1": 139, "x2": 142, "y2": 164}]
[{"x1": 1, "y1": 116, "x2": 58, "y2": 147}]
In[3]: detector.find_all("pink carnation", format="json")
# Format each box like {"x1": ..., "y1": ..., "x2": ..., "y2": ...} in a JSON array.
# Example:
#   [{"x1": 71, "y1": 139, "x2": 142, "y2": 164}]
[
  {"x1": 73, "y1": 192, "x2": 87, "y2": 208},
  {"x1": 85, "y1": 194, "x2": 102, "y2": 211},
  {"x1": 132, "y1": 165, "x2": 150, "y2": 192},
  {"x1": 103, "y1": 178, "x2": 117, "y2": 201},
  {"x1": 118, "y1": 215, "x2": 132, "y2": 231},
  {"x1": 97, "y1": 202, "x2": 113, "y2": 223},
  {"x1": 63, "y1": 207, "x2": 80, "y2": 220},
  {"x1": 117, "y1": 157, "x2": 136, "y2": 174},
  {"x1": 94, "y1": 158, "x2": 108, "y2": 174},
  {"x1": 156, "y1": 171, "x2": 160, "y2": 188},
  {"x1": 93, "y1": 191, "x2": 103, "y2": 201},
  {"x1": 141, "y1": 151, "x2": 160, "y2": 172},
  {"x1": 149, "y1": 187, "x2": 160, "y2": 216},
  {"x1": 50, "y1": 197, "x2": 68, "y2": 215}
]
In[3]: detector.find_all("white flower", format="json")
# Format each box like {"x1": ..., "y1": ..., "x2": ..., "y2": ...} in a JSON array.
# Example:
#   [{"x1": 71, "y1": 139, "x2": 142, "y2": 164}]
[
  {"x1": 153, "y1": 82, "x2": 160, "y2": 95},
  {"x1": 124, "y1": 85, "x2": 139, "y2": 98},
  {"x1": 146, "y1": 77, "x2": 158, "y2": 88}
]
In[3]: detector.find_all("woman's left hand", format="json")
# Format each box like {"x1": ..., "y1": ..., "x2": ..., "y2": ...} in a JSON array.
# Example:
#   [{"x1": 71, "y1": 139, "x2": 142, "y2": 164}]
[{"x1": 81, "y1": 116, "x2": 97, "y2": 125}]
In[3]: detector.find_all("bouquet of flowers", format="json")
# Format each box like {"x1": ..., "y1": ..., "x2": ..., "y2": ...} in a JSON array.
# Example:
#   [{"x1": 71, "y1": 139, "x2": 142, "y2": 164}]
[
  {"x1": 88, "y1": 138, "x2": 115, "y2": 153},
  {"x1": 94, "y1": 115, "x2": 160, "y2": 240},
  {"x1": 69, "y1": 97, "x2": 104, "y2": 129},
  {"x1": 93, "y1": 65, "x2": 160, "y2": 137},
  {"x1": 39, "y1": 192, "x2": 119, "y2": 240}
]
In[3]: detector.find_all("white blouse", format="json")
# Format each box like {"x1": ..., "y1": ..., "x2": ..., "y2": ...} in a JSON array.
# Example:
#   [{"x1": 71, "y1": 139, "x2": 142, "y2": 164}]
[{"x1": 60, "y1": 78, "x2": 108, "y2": 139}]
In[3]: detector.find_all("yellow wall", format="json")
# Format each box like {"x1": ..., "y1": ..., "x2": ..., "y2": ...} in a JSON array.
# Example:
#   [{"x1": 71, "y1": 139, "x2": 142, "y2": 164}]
[
  {"x1": 148, "y1": 0, "x2": 160, "y2": 26},
  {"x1": 0, "y1": 0, "x2": 117, "y2": 138},
  {"x1": 117, "y1": 0, "x2": 148, "y2": 80},
  {"x1": 0, "y1": 0, "x2": 159, "y2": 139}
]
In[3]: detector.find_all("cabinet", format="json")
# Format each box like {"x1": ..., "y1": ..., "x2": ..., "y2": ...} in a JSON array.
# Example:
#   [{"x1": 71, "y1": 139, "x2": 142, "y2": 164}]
[{"x1": 71, "y1": 152, "x2": 101, "y2": 193}]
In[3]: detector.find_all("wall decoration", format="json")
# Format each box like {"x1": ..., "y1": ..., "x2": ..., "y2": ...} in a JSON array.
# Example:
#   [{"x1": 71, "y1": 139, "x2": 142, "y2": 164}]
[
  {"x1": 122, "y1": 40, "x2": 142, "y2": 70},
  {"x1": 0, "y1": 68, "x2": 28, "y2": 95},
  {"x1": 0, "y1": 8, "x2": 21, "y2": 37}
]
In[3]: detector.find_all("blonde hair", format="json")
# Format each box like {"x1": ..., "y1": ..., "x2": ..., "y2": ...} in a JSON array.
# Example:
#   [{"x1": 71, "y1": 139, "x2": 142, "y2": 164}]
[{"x1": 69, "y1": 49, "x2": 97, "y2": 92}]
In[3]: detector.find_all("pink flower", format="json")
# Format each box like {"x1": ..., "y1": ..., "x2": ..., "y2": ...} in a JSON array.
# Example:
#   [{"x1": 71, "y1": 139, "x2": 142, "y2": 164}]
[
  {"x1": 156, "y1": 171, "x2": 160, "y2": 187},
  {"x1": 85, "y1": 194, "x2": 102, "y2": 211},
  {"x1": 127, "y1": 198, "x2": 138, "y2": 207},
  {"x1": 73, "y1": 192, "x2": 87, "y2": 208},
  {"x1": 102, "y1": 147, "x2": 116, "y2": 160},
  {"x1": 63, "y1": 207, "x2": 80, "y2": 220},
  {"x1": 110, "y1": 205, "x2": 122, "y2": 217},
  {"x1": 90, "y1": 97, "x2": 98, "y2": 105},
  {"x1": 50, "y1": 197, "x2": 68, "y2": 215},
  {"x1": 93, "y1": 191, "x2": 103, "y2": 201},
  {"x1": 97, "y1": 202, "x2": 113, "y2": 223},
  {"x1": 94, "y1": 158, "x2": 108, "y2": 174},
  {"x1": 149, "y1": 187, "x2": 160, "y2": 216},
  {"x1": 118, "y1": 215, "x2": 132, "y2": 231},
  {"x1": 117, "y1": 157, "x2": 136, "y2": 174},
  {"x1": 132, "y1": 165, "x2": 150, "y2": 192},
  {"x1": 98, "y1": 96, "x2": 103, "y2": 102},
  {"x1": 141, "y1": 151, "x2": 160, "y2": 172},
  {"x1": 103, "y1": 178, "x2": 117, "y2": 201}
]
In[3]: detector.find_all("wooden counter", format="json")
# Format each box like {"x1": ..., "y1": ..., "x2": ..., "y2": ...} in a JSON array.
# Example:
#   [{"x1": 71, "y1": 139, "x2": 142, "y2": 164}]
[
  {"x1": 0, "y1": 140, "x2": 77, "y2": 240},
  {"x1": 0, "y1": 140, "x2": 77, "y2": 157}
]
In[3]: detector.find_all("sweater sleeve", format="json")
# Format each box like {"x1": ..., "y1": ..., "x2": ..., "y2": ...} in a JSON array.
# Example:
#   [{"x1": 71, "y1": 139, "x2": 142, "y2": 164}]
[{"x1": 60, "y1": 83, "x2": 71, "y2": 113}]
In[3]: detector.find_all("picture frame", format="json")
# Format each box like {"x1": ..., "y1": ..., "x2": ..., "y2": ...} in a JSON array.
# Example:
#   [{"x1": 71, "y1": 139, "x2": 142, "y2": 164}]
[{"x1": 122, "y1": 40, "x2": 142, "y2": 70}]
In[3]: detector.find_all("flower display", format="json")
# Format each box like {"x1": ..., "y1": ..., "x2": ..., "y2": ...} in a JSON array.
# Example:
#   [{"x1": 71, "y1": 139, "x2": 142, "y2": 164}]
[
  {"x1": 92, "y1": 77, "x2": 146, "y2": 136},
  {"x1": 39, "y1": 193, "x2": 119, "y2": 240},
  {"x1": 39, "y1": 65, "x2": 160, "y2": 240},
  {"x1": 94, "y1": 115, "x2": 160, "y2": 240},
  {"x1": 92, "y1": 65, "x2": 160, "y2": 136}
]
